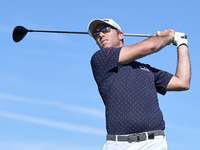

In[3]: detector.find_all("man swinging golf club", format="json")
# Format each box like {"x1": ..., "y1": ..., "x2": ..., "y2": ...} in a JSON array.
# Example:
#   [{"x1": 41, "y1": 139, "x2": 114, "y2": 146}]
[{"x1": 88, "y1": 19, "x2": 191, "y2": 150}]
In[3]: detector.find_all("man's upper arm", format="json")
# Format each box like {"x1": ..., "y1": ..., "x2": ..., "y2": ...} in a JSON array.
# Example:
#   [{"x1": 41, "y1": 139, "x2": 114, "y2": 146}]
[
  {"x1": 118, "y1": 42, "x2": 151, "y2": 64},
  {"x1": 166, "y1": 76, "x2": 190, "y2": 91}
]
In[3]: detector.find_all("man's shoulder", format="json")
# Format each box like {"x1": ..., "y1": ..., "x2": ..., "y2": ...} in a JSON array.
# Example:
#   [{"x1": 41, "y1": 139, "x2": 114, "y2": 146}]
[{"x1": 91, "y1": 47, "x2": 121, "y2": 60}]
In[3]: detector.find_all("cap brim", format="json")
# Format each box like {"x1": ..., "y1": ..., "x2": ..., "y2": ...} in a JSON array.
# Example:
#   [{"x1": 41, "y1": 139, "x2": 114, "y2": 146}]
[{"x1": 88, "y1": 19, "x2": 111, "y2": 36}]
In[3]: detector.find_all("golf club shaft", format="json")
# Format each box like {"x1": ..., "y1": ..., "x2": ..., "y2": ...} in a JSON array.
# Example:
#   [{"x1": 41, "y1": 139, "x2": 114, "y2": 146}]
[
  {"x1": 28, "y1": 29, "x2": 88, "y2": 34},
  {"x1": 124, "y1": 33, "x2": 156, "y2": 37},
  {"x1": 28, "y1": 29, "x2": 156, "y2": 37}
]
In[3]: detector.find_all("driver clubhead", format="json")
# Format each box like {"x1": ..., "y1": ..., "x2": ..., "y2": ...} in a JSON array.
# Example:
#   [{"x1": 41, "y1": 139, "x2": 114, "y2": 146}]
[{"x1": 12, "y1": 26, "x2": 28, "y2": 42}]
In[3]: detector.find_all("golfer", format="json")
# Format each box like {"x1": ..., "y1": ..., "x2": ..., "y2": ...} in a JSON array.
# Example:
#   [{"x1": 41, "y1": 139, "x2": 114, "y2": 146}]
[{"x1": 88, "y1": 19, "x2": 191, "y2": 150}]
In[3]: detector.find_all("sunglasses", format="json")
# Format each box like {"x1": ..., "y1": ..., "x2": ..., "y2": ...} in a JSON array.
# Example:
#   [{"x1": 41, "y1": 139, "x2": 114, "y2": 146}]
[{"x1": 93, "y1": 26, "x2": 115, "y2": 40}]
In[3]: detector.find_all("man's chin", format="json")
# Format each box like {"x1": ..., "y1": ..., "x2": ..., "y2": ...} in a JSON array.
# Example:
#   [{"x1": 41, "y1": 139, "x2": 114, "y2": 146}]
[
  {"x1": 101, "y1": 44, "x2": 111, "y2": 49},
  {"x1": 102, "y1": 46, "x2": 110, "y2": 48}
]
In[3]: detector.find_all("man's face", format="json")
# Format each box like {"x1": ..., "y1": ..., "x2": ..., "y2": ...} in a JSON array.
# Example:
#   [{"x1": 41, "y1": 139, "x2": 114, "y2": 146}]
[{"x1": 94, "y1": 24, "x2": 123, "y2": 49}]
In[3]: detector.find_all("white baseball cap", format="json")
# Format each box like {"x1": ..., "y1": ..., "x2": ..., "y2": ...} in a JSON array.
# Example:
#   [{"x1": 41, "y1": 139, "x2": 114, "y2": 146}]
[{"x1": 87, "y1": 19, "x2": 122, "y2": 37}]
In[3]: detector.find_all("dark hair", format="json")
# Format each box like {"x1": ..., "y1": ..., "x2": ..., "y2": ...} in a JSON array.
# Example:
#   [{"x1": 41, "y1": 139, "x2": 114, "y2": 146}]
[{"x1": 116, "y1": 29, "x2": 124, "y2": 44}]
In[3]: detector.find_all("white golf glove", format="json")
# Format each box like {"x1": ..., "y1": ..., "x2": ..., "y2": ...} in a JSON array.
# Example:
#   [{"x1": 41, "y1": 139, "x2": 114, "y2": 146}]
[{"x1": 173, "y1": 32, "x2": 188, "y2": 47}]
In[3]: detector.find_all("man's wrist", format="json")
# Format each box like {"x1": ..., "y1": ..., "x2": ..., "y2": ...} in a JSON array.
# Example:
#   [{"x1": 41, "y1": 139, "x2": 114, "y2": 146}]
[
  {"x1": 169, "y1": 34, "x2": 174, "y2": 44},
  {"x1": 176, "y1": 38, "x2": 188, "y2": 48},
  {"x1": 177, "y1": 44, "x2": 188, "y2": 49}
]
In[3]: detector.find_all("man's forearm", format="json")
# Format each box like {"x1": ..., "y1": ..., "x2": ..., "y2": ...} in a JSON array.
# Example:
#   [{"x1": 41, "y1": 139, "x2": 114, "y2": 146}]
[
  {"x1": 118, "y1": 33, "x2": 173, "y2": 64},
  {"x1": 175, "y1": 45, "x2": 191, "y2": 89},
  {"x1": 146, "y1": 34, "x2": 173, "y2": 53}
]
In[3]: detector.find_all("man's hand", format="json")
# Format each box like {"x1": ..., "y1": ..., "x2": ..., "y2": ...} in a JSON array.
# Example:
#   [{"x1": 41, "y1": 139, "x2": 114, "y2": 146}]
[
  {"x1": 156, "y1": 30, "x2": 175, "y2": 45},
  {"x1": 172, "y1": 32, "x2": 188, "y2": 47}
]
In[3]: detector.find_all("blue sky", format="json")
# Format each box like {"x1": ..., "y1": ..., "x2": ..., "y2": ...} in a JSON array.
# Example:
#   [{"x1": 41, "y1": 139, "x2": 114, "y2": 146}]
[{"x1": 0, "y1": 0, "x2": 199, "y2": 149}]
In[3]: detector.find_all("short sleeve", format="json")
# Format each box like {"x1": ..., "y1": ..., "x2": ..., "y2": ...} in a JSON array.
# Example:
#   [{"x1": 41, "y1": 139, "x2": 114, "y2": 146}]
[
  {"x1": 90, "y1": 47, "x2": 122, "y2": 85},
  {"x1": 152, "y1": 67, "x2": 173, "y2": 95}
]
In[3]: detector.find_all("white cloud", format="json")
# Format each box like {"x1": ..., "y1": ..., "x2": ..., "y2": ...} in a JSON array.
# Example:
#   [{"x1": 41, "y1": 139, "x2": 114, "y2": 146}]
[
  {"x1": 0, "y1": 92, "x2": 104, "y2": 118},
  {"x1": 0, "y1": 110, "x2": 105, "y2": 136},
  {"x1": 0, "y1": 141, "x2": 102, "y2": 150}
]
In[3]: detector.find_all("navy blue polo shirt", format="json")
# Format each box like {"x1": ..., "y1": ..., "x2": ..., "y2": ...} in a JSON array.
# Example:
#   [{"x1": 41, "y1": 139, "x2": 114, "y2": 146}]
[{"x1": 90, "y1": 47, "x2": 173, "y2": 135}]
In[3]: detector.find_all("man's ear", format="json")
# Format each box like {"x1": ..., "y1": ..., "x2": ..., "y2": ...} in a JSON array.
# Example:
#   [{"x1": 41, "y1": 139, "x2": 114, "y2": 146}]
[{"x1": 119, "y1": 32, "x2": 124, "y2": 40}]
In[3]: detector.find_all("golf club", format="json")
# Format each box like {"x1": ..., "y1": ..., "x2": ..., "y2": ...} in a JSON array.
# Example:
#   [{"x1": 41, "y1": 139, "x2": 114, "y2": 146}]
[
  {"x1": 12, "y1": 26, "x2": 158, "y2": 43},
  {"x1": 12, "y1": 26, "x2": 187, "y2": 43}
]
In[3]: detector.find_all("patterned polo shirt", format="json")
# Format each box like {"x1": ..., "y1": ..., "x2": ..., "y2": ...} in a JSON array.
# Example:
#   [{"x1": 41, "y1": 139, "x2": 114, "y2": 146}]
[{"x1": 90, "y1": 47, "x2": 173, "y2": 135}]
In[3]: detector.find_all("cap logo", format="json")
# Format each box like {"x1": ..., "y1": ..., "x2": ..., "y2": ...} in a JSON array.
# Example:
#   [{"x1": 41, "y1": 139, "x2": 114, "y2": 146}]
[{"x1": 103, "y1": 19, "x2": 109, "y2": 22}]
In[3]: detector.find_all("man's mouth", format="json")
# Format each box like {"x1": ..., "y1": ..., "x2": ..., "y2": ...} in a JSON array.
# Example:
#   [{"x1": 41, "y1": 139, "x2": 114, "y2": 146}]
[{"x1": 101, "y1": 38, "x2": 108, "y2": 44}]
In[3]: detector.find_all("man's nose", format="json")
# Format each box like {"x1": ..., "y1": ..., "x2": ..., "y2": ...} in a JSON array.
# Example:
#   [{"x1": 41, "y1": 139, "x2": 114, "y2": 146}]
[{"x1": 99, "y1": 31, "x2": 105, "y2": 37}]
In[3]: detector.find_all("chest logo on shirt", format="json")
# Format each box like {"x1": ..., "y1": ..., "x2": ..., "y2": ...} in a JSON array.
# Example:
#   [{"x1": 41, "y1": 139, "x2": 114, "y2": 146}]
[{"x1": 139, "y1": 65, "x2": 150, "y2": 72}]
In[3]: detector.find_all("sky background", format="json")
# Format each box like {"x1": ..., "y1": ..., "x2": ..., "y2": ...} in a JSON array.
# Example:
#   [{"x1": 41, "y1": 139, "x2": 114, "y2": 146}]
[{"x1": 0, "y1": 0, "x2": 199, "y2": 150}]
